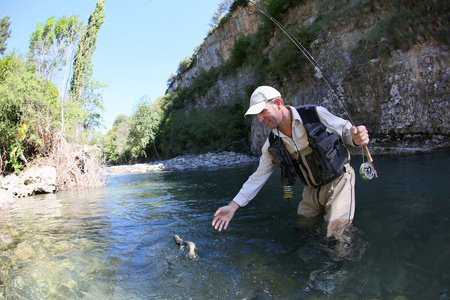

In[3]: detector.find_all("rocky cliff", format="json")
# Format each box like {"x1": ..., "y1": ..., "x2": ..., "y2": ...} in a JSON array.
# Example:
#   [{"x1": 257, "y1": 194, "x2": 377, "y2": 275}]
[{"x1": 168, "y1": 1, "x2": 449, "y2": 156}]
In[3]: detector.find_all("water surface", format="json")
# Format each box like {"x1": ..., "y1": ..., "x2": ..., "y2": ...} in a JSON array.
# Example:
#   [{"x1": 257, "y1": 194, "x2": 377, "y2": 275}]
[{"x1": 1, "y1": 150, "x2": 449, "y2": 299}]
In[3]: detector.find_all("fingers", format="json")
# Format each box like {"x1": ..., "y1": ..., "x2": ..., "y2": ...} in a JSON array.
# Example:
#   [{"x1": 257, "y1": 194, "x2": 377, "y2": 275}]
[
  {"x1": 222, "y1": 221, "x2": 228, "y2": 231},
  {"x1": 211, "y1": 215, "x2": 219, "y2": 227},
  {"x1": 212, "y1": 204, "x2": 237, "y2": 232},
  {"x1": 212, "y1": 209, "x2": 223, "y2": 227},
  {"x1": 352, "y1": 125, "x2": 366, "y2": 134},
  {"x1": 212, "y1": 211, "x2": 222, "y2": 231},
  {"x1": 351, "y1": 125, "x2": 370, "y2": 146},
  {"x1": 212, "y1": 209, "x2": 229, "y2": 232},
  {"x1": 357, "y1": 125, "x2": 367, "y2": 133},
  {"x1": 212, "y1": 217, "x2": 228, "y2": 231}
]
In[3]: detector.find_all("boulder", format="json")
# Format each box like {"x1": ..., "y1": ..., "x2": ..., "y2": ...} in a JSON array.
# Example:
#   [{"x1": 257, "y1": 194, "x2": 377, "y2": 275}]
[
  {"x1": 0, "y1": 166, "x2": 57, "y2": 200},
  {"x1": 23, "y1": 166, "x2": 57, "y2": 194}
]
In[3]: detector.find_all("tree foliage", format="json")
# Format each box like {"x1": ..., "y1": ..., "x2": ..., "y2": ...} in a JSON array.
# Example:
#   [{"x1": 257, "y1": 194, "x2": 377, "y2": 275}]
[
  {"x1": 104, "y1": 114, "x2": 130, "y2": 165},
  {"x1": 155, "y1": 92, "x2": 251, "y2": 158},
  {"x1": 0, "y1": 54, "x2": 60, "y2": 173},
  {"x1": 27, "y1": 0, "x2": 106, "y2": 133},
  {"x1": 209, "y1": 0, "x2": 234, "y2": 28},
  {"x1": 28, "y1": 15, "x2": 82, "y2": 81},
  {"x1": 71, "y1": 0, "x2": 105, "y2": 104},
  {"x1": 352, "y1": 0, "x2": 450, "y2": 60},
  {"x1": 0, "y1": 0, "x2": 106, "y2": 174},
  {"x1": 177, "y1": 57, "x2": 193, "y2": 75},
  {"x1": 127, "y1": 95, "x2": 163, "y2": 161},
  {"x1": 0, "y1": 15, "x2": 11, "y2": 55},
  {"x1": 28, "y1": 15, "x2": 83, "y2": 131},
  {"x1": 70, "y1": 0, "x2": 106, "y2": 132}
]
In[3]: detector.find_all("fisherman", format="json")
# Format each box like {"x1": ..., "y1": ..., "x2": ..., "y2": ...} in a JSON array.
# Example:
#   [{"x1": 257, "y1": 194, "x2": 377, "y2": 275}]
[{"x1": 212, "y1": 86, "x2": 370, "y2": 239}]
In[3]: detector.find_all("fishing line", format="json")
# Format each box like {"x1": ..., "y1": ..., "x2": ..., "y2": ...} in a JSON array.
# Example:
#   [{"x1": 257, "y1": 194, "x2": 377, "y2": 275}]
[{"x1": 246, "y1": 0, "x2": 377, "y2": 180}]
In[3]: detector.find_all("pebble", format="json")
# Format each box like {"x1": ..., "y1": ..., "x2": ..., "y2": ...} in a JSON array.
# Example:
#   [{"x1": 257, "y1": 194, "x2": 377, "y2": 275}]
[{"x1": 106, "y1": 151, "x2": 258, "y2": 174}]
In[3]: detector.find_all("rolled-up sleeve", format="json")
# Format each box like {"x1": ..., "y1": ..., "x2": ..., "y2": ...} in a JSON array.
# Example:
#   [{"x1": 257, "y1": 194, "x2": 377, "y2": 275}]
[{"x1": 232, "y1": 140, "x2": 276, "y2": 207}]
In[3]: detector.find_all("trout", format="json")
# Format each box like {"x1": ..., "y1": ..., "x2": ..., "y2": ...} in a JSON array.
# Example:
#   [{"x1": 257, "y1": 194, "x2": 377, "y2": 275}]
[{"x1": 173, "y1": 235, "x2": 198, "y2": 260}]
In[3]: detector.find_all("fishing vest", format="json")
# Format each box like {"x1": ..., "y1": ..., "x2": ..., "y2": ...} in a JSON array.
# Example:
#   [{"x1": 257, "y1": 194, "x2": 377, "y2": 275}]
[{"x1": 268, "y1": 105, "x2": 348, "y2": 188}]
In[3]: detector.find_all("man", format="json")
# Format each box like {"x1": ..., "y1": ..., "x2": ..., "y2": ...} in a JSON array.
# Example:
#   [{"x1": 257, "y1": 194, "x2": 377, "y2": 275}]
[{"x1": 212, "y1": 86, "x2": 370, "y2": 238}]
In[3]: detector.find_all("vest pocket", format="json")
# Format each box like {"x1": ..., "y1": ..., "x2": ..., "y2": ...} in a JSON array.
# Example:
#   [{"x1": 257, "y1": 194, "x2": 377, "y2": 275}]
[{"x1": 297, "y1": 146, "x2": 322, "y2": 187}]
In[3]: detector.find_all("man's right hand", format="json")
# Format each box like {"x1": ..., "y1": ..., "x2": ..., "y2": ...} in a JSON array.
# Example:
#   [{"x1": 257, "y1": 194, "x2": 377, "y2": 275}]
[{"x1": 212, "y1": 201, "x2": 240, "y2": 231}]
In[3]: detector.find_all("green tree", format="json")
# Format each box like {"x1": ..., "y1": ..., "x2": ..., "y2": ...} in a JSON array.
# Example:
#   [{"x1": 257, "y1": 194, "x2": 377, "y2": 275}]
[
  {"x1": 127, "y1": 96, "x2": 163, "y2": 161},
  {"x1": 28, "y1": 1, "x2": 105, "y2": 134},
  {"x1": 177, "y1": 56, "x2": 192, "y2": 75},
  {"x1": 0, "y1": 15, "x2": 11, "y2": 55},
  {"x1": 79, "y1": 80, "x2": 106, "y2": 131},
  {"x1": 104, "y1": 114, "x2": 130, "y2": 164},
  {"x1": 28, "y1": 16, "x2": 82, "y2": 82},
  {"x1": 28, "y1": 15, "x2": 83, "y2": 130},
  {"x1": 209, "y1": 0, "x2": 233, "y2": 28},
  {"x1": 70, "y1": 0, "x2": 106, "y2": 133},
  {"x1": 127, "y1": 97, "x2": 152, "y2": 161},
  {"x1": 0, "y1": 54, "x2": 60, "y2": 173},
  {"x1": 70, "y1": 0, "x2": 105, "y2": 104}
]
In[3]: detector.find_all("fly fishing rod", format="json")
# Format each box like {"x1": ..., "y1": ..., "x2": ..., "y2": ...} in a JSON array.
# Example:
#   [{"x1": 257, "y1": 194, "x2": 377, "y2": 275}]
[{"x1": 247, "y1": 0, "x2": 377, "y2": 180}]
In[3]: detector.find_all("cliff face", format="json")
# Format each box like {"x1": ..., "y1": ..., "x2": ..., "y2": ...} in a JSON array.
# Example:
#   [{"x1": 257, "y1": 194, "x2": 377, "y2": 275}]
[
  {"x1": 169, "y1": 1, "x2": 449, "y2": 156},
  {"x1": 167, "y1": 5, "x2": 260, "y2": 93}
]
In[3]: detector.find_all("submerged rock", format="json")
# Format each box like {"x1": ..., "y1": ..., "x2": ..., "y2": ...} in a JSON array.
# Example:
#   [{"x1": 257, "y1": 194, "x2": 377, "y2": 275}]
[{"x1": 0, "y1": 234, "x2": 13, "y2": 248}]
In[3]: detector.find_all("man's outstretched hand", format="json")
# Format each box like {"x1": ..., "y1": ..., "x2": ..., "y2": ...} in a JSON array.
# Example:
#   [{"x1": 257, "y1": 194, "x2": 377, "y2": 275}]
[{"x1": 212, "y1": 201, "x2": 240, "y2": 232}]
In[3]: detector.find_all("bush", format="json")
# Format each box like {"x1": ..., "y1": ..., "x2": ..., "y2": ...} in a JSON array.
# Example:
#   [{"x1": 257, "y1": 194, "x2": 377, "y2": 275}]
[
  {"x1": 352, "y1": 0, "x2": 450, "y2": 60},
  {"x1": 155, "y1": 95, "x2": 251, "y2": 158},
  {"x1": 0, "y1": 54, "x2": 60, "y2": 173}
]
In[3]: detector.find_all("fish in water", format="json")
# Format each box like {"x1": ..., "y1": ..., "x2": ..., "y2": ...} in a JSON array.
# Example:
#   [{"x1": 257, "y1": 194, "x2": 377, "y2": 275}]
[{"x1": 173, "y1": 235, "x2": 198, "y2": 260}]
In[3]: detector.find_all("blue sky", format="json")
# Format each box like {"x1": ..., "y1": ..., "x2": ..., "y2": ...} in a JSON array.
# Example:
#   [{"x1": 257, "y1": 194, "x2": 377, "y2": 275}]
[{"x1": 1, "y1": 0, "x2": 224, "y2": 133}]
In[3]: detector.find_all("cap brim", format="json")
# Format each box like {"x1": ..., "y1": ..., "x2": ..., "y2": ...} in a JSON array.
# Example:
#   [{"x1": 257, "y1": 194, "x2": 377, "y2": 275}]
[{"x1": 244, "y1": 102, "x2": 266, "y2": 117}]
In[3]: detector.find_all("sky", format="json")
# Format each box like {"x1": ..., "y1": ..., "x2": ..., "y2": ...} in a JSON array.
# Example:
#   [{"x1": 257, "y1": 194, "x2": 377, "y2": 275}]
[{"x1": 1, "y1": 0, "x2": 224, "y2": 133}]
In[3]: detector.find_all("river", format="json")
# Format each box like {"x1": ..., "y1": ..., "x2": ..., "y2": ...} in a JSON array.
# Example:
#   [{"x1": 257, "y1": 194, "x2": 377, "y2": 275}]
[{"x1": 1, "y1": 150, "x2": 449, "y2": 299}]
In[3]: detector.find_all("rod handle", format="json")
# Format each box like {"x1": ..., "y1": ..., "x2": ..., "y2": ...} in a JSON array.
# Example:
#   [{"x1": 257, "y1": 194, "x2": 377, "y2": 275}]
[{"x1": 363, "y1": 145, "x2": 373, "y2": 163}]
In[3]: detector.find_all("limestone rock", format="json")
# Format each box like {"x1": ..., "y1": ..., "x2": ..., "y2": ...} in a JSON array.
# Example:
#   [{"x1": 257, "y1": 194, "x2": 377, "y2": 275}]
[{"x1": 0, "y1": 166, "x2": 57, "y2": 201}]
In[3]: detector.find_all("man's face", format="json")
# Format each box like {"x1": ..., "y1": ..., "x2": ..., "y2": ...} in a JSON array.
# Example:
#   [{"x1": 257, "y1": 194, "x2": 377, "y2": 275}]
[{"x1": 257, "y1": 99, "x2": 281, "y2": 130}]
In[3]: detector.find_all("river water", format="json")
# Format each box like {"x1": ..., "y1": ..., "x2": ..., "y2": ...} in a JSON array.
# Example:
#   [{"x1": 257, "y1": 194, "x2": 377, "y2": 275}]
[{"x1": 1, "y1": 150, "x2": 449, "y2": 299}]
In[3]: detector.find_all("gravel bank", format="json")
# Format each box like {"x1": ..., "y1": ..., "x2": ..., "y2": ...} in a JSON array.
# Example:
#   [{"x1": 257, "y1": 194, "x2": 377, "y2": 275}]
[{"x1": 106, "y1": 151, "x2": 259, "y2": 174}]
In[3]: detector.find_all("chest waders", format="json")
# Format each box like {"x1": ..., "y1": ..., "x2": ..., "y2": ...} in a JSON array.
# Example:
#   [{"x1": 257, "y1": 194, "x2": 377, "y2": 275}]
[{"x1": 268, "y1": 105, "x2": 348, "y2": 198}]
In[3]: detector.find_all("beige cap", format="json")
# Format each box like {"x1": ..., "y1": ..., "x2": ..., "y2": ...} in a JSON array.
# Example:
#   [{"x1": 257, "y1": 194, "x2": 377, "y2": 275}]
[{"x1": 244, "y1": 86, "x2": 281, "y2": 117}]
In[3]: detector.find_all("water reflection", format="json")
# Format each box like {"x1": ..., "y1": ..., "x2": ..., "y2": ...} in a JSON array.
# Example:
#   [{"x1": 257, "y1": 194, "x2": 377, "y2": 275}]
[{"x1": 1, "y1": 150, "x2": 449, "y2": 299}]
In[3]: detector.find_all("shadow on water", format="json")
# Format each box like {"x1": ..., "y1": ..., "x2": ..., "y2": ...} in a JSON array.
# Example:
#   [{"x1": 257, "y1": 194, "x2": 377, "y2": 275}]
[{"x1": 0, "y1": 150, "x2": 449, "y2": 299}]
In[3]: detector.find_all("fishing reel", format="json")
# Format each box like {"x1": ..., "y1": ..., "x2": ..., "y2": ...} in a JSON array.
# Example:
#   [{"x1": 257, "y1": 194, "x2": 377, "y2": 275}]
[
  {"x1": 359, "y1": 146, "x2": 378, "y2": 181},
  {"x1": 359, "y1": 162, "x2": 377, "y2": 181}
]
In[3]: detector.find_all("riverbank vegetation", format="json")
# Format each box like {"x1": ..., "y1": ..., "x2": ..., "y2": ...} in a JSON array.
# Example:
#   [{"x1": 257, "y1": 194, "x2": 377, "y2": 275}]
[{"x1": 0, "y1": 1, "x2": 106, "y2": 189}]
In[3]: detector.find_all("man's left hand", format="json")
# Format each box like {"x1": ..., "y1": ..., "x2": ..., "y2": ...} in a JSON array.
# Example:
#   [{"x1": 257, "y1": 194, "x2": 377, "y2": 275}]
[{"x1": 351, "y1": 125, "x2": 370, "y2": 146}]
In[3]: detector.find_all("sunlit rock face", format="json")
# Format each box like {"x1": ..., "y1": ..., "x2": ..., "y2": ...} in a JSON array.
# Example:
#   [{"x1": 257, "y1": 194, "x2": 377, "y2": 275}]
[{"x1": 168, "y1": 3, "x2": 450, "y2": 155}]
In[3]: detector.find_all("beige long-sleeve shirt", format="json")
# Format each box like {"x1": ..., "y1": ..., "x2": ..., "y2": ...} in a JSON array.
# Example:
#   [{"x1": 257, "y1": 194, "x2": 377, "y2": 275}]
[{"x1": 232, "y1": 106, "x2": 356, "y2": 207}]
